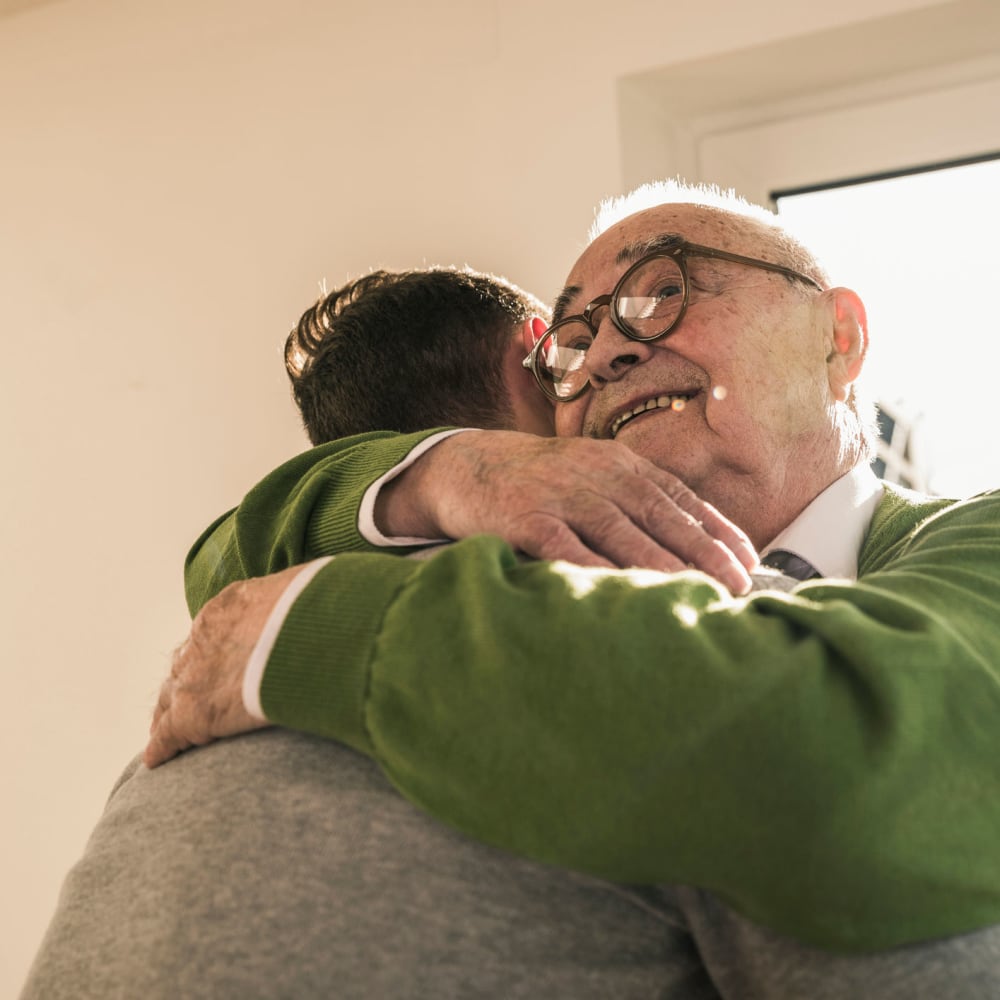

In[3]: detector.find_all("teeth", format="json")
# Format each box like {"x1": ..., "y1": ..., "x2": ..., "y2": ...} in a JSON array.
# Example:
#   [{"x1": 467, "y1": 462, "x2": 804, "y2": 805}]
[{"x1": 610, "y1": 394, "x2": 692, "y2": 438}]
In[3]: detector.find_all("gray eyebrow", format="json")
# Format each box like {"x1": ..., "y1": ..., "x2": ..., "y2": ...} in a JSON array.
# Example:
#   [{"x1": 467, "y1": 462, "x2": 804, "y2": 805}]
[
  {"x1": 614, "y1": 233, "x2": 685, "y2": 267},
  {"x1": 552, "y1": 234, "x2": 686, "y2": 322},
  {"x1": 551, "y1": 285, "x2": 581, "y2": 324}
]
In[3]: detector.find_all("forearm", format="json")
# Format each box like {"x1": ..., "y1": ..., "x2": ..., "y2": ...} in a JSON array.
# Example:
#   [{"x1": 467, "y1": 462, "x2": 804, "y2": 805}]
[
  {"x1": 259, "y1": 491, "x2": 1000, "y2": 952},
  {"x1": 184, "y1": 429, "x2": 448, "y2": 615},
  {"x1": 185, "y1": 427, "x2": 760, "y2": 617}
]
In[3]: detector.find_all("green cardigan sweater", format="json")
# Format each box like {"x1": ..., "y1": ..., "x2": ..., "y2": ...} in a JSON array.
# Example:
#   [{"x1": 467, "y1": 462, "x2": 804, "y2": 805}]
[{"x1": 185, "y1": 430, "x2": 1000, "y2": 954}]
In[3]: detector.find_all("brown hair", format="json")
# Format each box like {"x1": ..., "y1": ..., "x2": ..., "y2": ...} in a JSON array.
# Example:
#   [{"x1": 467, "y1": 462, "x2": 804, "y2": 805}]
[{"x1": 286, "y1": 268, "x2": 548, "y2": 444}]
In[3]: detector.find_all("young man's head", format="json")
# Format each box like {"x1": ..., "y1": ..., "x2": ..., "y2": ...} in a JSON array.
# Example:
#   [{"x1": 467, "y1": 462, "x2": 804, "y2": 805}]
[{"x1": 287, "y1": 267, "x2": 553, "y2": 444}]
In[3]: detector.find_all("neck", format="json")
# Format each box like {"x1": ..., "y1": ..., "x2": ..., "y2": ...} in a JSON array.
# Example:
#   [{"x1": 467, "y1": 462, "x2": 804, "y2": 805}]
[{"x1": 732, "y1": 448, "x2": 859, "y2": 552}]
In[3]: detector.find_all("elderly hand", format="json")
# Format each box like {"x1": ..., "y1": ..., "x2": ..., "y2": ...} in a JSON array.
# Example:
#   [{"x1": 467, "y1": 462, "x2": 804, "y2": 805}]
[
  {"x1": 378, "y1": 431, "x2": 758, "y2": 594},
  {"x1": 143, "y1": 565, "x2": 306, "y2": 768}
]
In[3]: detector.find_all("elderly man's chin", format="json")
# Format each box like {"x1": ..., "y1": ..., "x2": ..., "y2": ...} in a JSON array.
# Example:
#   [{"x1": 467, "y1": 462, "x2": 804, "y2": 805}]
[
  {"x1": 612, "y1": 413, "x2": 717, "y2": 489},
  {"x1": 612, "y1": 413, "x2": 757, "y2": 521}
]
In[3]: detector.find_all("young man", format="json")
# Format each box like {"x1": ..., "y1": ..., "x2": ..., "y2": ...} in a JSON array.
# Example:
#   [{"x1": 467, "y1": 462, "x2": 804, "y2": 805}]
[{"x1": 147, "y1": 182, "x2": 1000, "y2": 995}]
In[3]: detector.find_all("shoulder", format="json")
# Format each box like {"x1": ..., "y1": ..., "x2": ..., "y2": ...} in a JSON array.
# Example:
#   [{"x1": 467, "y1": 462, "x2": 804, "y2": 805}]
[{"x1": 860, "y1": 483, "x2": 1000, "y2": 575}]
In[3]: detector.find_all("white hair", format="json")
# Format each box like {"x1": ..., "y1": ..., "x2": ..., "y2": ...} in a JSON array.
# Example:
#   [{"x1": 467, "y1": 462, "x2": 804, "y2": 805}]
[
  {"x1": 590, "y1": 176, "x2": 832, "y2": 289},
  {"x1": 589, "y1": 178, "x2": 784, "y2": 242}
]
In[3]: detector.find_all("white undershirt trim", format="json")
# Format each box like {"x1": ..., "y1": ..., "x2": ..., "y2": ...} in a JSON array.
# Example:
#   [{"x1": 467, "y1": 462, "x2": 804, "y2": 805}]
[
  {"x1": 761, "y1": 464, "x2": 884, "y2": 581},
  {"x1": 358, "y1": 428, "x2": 474, "y2": 546},
  {"x1": 242, "y1": 556, "x2": 333, "y2": 720}
]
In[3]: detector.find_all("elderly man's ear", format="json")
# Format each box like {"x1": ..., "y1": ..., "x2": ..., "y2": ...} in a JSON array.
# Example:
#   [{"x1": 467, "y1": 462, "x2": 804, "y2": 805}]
[{"x1": 824, "y1": 288, "x2": 868, "y2": 403}]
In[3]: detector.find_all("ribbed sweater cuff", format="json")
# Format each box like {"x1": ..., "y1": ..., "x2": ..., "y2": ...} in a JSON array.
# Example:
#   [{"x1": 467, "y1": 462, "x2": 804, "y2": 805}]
[
  {"x1": 259, "y1": 553, "x2": 418, "y2": 755},
  {"x1": 309, "y1": 429, "x2": 456, "y2": 555}
]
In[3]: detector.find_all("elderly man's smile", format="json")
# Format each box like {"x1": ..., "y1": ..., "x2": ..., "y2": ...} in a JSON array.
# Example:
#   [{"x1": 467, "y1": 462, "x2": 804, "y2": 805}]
[{"x1": 608, "y1": 392, "x2": 699, "y2": 438}]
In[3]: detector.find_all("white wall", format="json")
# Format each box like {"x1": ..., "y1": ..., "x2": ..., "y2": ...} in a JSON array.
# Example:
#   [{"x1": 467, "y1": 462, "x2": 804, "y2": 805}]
[{"x1": 0, "y1": 0, "x2": 957, "y2": 992}]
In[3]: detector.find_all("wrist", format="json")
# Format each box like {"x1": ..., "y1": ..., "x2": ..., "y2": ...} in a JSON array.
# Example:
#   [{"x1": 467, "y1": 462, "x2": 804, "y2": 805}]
[{"x1": 372, "y1": 429, "x2": 485, "y2": 538}]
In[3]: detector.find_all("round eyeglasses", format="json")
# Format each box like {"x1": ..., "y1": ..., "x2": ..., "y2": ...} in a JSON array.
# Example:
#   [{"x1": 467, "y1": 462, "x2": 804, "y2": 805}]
[{"x1": 522, "y1": 240, "x2": 823, "y2": 402}]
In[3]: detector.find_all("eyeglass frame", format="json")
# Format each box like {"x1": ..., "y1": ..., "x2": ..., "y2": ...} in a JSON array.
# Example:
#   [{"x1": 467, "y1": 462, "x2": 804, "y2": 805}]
[{"x1": 522, "y1": 239, "x2": 824, "y2": 403}]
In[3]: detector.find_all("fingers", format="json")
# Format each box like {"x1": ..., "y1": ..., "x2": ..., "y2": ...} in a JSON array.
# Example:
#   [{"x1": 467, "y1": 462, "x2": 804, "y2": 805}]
[
  {"x1": 144, "y1": 672, "x2": 227, "y2": 769},
  {"x1": 511, "y1": 515, "x2": 617, "y2": 569},
  {"x1": 646, "y1": 469, "x2": 758, "y2": 571},
  {"x1": 618, "y1": 473, "x2": 756, "y2": 593},
  {"x1": 144, "y1": 574, "x2": 287, "y2": 769},
  {"x1": 144, "y1": 697, "x2": 184, "y2": 769},
  {"x1": 511, "y1": 492, "x2": 751, "y2": 594},
  {"x1": 144, "y1": 651, "x2": 198, "y2": 768},
  {"x1": 414, "y1": 432, "x2": 758, "y2": 592},
  {"x1": 143, "y1": 709, "x2": 188, "y2": 769},
  {"x1": 509, "y1": 451, "x2": 750, "y2": 586},
  {"x1": 552, "y1": 443, "x2": 756, "y2": 591}
]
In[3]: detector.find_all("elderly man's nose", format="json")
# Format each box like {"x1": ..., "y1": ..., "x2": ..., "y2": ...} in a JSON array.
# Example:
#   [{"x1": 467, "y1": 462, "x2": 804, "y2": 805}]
[{"x1": 585, "y1": 314, "x2": 656, "y2": 386}]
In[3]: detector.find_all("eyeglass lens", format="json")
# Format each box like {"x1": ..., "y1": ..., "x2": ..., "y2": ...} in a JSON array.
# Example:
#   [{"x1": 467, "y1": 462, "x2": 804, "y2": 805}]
[{"x1": 536, "y1": 255, "x2": 687, "y2": 399}]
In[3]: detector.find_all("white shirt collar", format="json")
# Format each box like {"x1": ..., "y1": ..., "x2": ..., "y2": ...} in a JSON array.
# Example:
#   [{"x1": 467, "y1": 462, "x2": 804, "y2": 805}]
[{"x1": 761, "y1": 465, "x2": 884, "y2": 581}]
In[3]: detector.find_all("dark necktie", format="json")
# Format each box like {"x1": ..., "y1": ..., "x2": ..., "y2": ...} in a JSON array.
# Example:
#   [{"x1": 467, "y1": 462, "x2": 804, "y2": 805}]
[{"x1": 761, "y1": 549, "x2": 821, "y2": 581}]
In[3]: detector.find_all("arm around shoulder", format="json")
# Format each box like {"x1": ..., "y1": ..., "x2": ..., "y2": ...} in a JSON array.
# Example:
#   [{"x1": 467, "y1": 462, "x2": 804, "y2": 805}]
[
  {"x1": 259, "y1": 490, "x2": 1000, "y2": 953},
  {"x1": 183, "y1": 429, "x2": 452, "y2": 615}
]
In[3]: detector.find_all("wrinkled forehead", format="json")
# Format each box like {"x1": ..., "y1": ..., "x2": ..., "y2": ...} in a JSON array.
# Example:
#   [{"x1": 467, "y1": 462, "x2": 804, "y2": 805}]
[{"x1": 554, "y1": 204, "x2": 772, "y2": 320}]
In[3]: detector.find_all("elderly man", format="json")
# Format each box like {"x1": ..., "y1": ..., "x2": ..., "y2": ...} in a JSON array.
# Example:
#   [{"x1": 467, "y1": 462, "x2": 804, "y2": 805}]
[{"x1": 148, "y1": 183, "x2": 1000, "y2": 995}]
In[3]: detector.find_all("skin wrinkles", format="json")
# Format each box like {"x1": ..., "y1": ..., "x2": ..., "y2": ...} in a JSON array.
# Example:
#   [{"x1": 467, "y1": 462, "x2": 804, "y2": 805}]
[
  {"x1": 551, "y1": 233, "x2": 687, "y2": 322},
  {"x1": 552, "y1": 204, "x2": 854, "y2": 549},
  {"x1": 551, "y1": 230, "x2": 806, "y2": 323},
  {"x1": 612, "y1": 233, "x2": 687, "y2": 268}
]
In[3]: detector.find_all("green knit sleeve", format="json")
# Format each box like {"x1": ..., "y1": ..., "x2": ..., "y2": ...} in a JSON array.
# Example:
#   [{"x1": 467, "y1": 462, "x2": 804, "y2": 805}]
[
  {"x1": 260, "y1": 490, "x2": 1000, "y2": 954},
  {"x1": 183, "y1": 429, "x2": 450, "y2": 616}
]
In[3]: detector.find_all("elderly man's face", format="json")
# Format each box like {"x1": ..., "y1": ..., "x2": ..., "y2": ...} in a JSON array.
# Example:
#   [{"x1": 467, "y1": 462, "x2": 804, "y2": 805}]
[{"x1": 553, "y1": 204, "x2": 841, "y2": 544}]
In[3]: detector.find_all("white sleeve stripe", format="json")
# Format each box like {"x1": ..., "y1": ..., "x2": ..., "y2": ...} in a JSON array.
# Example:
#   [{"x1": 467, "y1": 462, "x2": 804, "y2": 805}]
[
  {"x1": 241, "y1": 557, "x2": 335, "y2": 720},
  {"x1": 357, "y1": 428, "x2": 474, "y2": 546}
]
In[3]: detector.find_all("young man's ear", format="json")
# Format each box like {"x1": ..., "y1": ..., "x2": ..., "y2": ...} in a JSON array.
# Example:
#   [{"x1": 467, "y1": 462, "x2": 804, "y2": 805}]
[
  {"x1": 825, "y1": 288, "x2": 868, "y2": 402},
  {"x1": 506, "y1": 323, "x2": 556, "y2": 436},
  {"x1": 521, "y1": 316, "x2": 548, "y2": 355}
]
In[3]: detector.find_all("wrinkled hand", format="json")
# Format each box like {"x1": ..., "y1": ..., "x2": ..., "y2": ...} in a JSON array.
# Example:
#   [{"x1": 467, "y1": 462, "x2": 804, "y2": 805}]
[
  {"x1": 143, "y1": 565, "x2": 306, "y2": 768},
  {"x1": 378, "y1": 431, "x2": 758, "y2": 594}
]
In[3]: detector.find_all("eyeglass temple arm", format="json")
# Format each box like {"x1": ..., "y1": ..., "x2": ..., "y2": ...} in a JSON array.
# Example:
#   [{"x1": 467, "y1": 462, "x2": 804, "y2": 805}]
[{"x1": 685, "y1": 243, "x2": 822, "y2": 291}]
